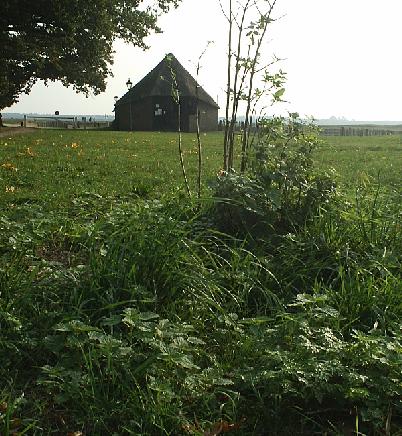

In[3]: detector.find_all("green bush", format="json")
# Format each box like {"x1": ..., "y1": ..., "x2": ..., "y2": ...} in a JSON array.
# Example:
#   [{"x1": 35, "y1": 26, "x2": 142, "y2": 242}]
[{"x1": 212, "y1": 115, "x2": 336, "y2": 237}]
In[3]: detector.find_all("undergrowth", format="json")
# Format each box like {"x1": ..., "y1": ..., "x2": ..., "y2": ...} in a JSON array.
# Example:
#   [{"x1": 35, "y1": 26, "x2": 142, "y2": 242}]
[{"x1": 0, "y1": 129, "x2": 401, "y2": 434}]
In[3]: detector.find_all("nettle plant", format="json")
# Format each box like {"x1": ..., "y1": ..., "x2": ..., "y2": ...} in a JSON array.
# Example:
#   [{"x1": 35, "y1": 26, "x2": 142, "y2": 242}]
[
  {"x1": 213, "y1": 0, "x2": 336, "y2": 236},
  {"x1": 213, "y1": 114, "x2": 336, "y2": 236},
  {"x1": 251, "y1": 114, "x2": 336, "y2": 216}
]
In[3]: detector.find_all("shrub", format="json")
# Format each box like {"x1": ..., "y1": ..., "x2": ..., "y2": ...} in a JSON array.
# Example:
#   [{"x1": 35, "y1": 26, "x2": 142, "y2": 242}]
[{"x1": 212, "y1": 114, "x2": 337, "y2": 237}]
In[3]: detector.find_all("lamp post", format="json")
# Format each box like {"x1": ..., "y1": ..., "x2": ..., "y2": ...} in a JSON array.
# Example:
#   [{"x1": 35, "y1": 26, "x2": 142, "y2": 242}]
[
  {"x1": 113, "y1": 96, "x2": 119, "y2": 128},
  {"x1": 126, "y1": 78, "x2": 133, "y2": 131}
]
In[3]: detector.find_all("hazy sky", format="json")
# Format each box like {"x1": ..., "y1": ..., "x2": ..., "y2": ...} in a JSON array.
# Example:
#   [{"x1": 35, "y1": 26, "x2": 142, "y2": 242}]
[{"x1": 6, "y1": 0, "x2": 402, "y2": 120}]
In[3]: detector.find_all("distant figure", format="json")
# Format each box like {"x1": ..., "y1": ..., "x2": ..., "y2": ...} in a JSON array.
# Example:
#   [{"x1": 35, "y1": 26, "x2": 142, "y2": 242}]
[
  {"x1": 0, "y1": 113, "x2": 3, "y2": 127},
  {"x1": 20, "y1": 121, "x2": 23, "y2": 127}
]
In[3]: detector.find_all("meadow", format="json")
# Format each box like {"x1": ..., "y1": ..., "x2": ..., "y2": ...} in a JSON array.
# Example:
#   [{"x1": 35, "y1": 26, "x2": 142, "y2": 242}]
[
  {"x1": 0, "y1": 129, "x2": 401, "y2": 435},
  {"x1": 0, "y1": 131, "x2": 400, "y2": 209}
]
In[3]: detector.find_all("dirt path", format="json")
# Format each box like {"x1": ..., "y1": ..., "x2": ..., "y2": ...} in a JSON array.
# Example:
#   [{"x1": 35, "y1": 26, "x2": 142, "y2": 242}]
[{"x1": 0, "y1": 127, "x2": 38, "y2": 138}]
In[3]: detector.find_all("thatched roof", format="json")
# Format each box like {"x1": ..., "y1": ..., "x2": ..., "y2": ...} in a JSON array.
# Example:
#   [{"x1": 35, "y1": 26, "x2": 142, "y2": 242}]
[{"x1": 116, "y1": 54, "x2": 219, "y2": 108}]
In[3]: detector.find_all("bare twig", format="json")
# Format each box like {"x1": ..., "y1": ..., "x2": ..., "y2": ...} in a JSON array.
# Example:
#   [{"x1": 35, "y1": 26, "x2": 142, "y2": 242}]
[
  {"x1": 195, "y1": 42, "x2": 212, "y2": 198},
  {"x1": 241, "y1": 0, "x2": 278, "y2": 172},
  {"x1": 227, "y1": 0, "x2": 251, "y2": 170},
  {"x1": 223, "y1": 0, "x2": 233, "y2": 172},
  {"x1": 167, "y1": 56, "x2": 191, "y2": 196}
]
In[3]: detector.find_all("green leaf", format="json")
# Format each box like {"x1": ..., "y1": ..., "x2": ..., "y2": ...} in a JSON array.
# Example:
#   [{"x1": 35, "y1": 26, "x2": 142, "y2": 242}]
[
  {"x1": 54, "y1": 320, "x2": 99, "y2": 333},
  {"x1": 273, "y1": 88, "x2": 285, "y2": 100},
  {"x1": 139, "y1": 312, "x2": 159, "y2": 321}
]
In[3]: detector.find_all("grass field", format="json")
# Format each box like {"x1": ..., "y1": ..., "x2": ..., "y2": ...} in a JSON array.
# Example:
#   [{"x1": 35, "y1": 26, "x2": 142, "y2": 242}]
[
  {"x1": 315, "y1": 135, "x2": 401, "y2": 191},
  {"x1": 0, "y1": 130, "x2": 223, "y2": 209},
  {"x1": 0, "y1": 129, "x2": 401, "y2": 435},
  {"x1": 1, "y1": 130, "x2": 400, "y2": 206}
]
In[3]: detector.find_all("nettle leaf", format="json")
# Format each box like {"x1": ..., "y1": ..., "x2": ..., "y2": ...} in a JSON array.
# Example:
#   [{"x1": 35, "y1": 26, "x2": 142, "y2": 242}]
[
  {"x1": 139, "y1": 312, "x2": 160, "y2": 321},
  {"x1": 99, "y1": 314, "x2": 122, "y2": 327},
  {"x1": 166, "y1": 352, "x2": 200, "y2": 370},
  {"x1": 88, "y1": 331, "x2": 123, "y2": 348},
  {"x1": 122, "y1": 308, "x2": 141, "y2": 326},
  {"x1": 66, "y1": 335, "x2": 89, "y2": 348},
  {"x1": 239, "y1": 316, "x2": 271, "y2": 325},
  {"x1": 187, "y1": 336, "x2": 206, "y2": 345},
  {"x1": 122, "y1": 308, "x2": 159, "y2": 326},
  {"x1": 54, "y1": 320, "x2": 99, "y2": 333},
  {"x1": 171, "y1": 336, "x2": 189, "y2": 349},
  {"x1": 0, "y1": 311, "x2": 22, "y2": 330},
  {"x1": 43, "y1": 334, "x2": 65, "y2": 353},
  {"x1": 315, "y1": 306, "x2": 340, "y2": 318},
  {"x1": 267, "y1": 188, "x2": 282, "y2": 209}
]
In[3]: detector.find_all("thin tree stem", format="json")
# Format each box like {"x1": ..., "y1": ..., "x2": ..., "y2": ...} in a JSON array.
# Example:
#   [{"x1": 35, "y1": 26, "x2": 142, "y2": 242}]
[
  {"x1": 196, "y1": 108, "x2": 202, "y2": 198},
  {"x1": 223, "y1": 0, "x2": 233, "y2": 172},
  {"x1": 178, "y1": 100, "x2": 191, "y2": 196}
]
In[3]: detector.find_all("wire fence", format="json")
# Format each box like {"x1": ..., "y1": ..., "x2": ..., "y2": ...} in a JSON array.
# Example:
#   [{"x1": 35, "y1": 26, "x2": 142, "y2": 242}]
[{"x1": 319, "y1": 126, "x2": 402, "y2": 136}]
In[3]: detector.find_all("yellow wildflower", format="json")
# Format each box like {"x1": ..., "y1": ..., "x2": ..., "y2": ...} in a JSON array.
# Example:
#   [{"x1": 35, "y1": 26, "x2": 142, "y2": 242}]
[{"x1": 1, "y1": 162, "x2": 17, "y2": 171}]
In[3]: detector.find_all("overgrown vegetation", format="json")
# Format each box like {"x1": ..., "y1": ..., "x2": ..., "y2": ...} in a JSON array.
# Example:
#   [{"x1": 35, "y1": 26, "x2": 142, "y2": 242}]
[{"x1": 0, "y1": 128, "x2": 401, "y2": 434}]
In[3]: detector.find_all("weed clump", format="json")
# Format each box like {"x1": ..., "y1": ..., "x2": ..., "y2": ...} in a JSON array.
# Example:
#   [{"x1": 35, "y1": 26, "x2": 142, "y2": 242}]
[{"x1": 211, "y1": 115, "x2": 337, "y2": 239}]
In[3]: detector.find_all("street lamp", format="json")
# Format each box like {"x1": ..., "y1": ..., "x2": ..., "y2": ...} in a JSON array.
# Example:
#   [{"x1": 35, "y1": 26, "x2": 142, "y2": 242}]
[
  {"x1": 113, "y1": 96, "x2": 119, "y2": 128},
  {"x1": 126, "y1": 78, "x2": 133, "y2": 130}
]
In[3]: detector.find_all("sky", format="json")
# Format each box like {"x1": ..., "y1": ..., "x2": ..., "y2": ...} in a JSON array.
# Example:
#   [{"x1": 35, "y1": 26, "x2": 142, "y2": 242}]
[{"x1": 6, "y1": 0, "x2": 402, "y2": 120}]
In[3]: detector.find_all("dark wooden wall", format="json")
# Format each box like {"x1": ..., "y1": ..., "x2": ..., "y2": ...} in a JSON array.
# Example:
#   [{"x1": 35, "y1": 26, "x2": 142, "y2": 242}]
[
  {"x1": 116, "y1": 99, "x2": 153, "y2": 131},
  {"x1": 116, "y1": 96, "x2": 218, "y2": 132},
  {"x1": 188, "y1": 101, "x2": 219, "y2": 133}
]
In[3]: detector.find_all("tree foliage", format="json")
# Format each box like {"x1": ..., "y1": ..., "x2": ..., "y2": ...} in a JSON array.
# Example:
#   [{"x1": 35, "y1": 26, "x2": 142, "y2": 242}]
[{"x1": 0, "y1": 0, "x2": 179, "y2": 110}]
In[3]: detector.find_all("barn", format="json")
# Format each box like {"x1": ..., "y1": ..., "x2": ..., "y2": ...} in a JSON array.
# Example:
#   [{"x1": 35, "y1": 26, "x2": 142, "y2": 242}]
[{"x1": 114, "y1": 54, "x2": 219, "y2": 132}]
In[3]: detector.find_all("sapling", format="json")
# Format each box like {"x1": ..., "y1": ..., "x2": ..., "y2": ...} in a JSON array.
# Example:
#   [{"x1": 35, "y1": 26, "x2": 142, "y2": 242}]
[
  {"x1": 194, "y1": 42, "x2": 213, "y2": 198},
  {"x1": 166, "y1": 55, "x2": 191, "y2": 196},
  {"x1": 219, "y1": 0, "x2": 285, "y2": 172}
]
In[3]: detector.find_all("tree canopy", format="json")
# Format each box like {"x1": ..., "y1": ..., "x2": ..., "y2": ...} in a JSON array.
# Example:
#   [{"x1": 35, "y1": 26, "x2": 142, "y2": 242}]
[{"x1": 0, "y1": 0, "x2": 179, "y2": 110}]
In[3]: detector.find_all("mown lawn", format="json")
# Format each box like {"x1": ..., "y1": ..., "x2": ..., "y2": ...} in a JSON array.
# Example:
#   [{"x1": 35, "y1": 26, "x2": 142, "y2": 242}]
[
  {"x1": 0, "y1": 130, "x2": 223, "y2": 211},
  {"x1": 315, "y1": 135, "x2": 401, "y2": 191},
  {"x1": 1, "y1": 130, "x2": 401, "y2": 211}
]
